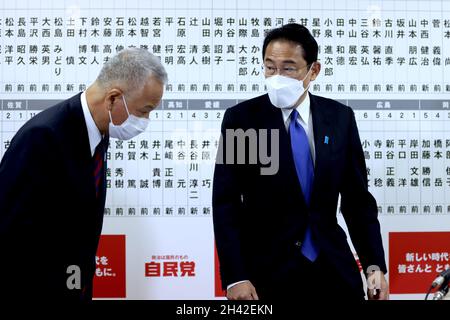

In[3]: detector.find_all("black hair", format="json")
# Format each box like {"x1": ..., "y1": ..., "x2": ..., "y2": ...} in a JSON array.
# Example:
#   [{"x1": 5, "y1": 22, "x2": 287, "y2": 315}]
[{"x1": 262, "y1": 23, "x2": 318, "y2": 66}]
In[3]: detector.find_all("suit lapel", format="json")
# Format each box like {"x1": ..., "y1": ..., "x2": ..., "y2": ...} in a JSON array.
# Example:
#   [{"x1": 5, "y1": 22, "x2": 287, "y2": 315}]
[
  {"x1": 67, "y1": 93, "x2": 99, "y2": 205},
  {"x1": 309, "y1": 93, "x2": 334, "y2": 207},
  {"x1": 258, "y1": 95, "x2": 307, "y2": 208}
]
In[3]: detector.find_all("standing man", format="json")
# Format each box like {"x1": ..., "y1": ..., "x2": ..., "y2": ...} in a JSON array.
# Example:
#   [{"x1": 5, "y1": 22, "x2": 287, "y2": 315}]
[
  {"x1": 213, "y1": 24, "x2": 388, "y2": 300},
  {"x1": 0, "y1": 48, "x2": 167, "y2": 301}
]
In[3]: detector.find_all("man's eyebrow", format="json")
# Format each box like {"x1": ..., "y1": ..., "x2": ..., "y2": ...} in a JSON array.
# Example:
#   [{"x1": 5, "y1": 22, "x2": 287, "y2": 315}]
[{"x1": 264, "y1": 57, "x2": 297, "y2": 64}]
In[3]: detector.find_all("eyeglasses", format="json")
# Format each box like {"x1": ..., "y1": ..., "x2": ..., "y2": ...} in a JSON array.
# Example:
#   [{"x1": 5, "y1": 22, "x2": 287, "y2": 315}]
[{"x1": 262, "y1": 64, "x2": 309, "y2": 77}]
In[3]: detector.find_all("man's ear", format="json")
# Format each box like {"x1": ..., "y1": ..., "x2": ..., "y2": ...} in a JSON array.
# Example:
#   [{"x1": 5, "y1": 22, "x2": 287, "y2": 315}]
[
  {"x1": 310, "y1": 61, "x2": 321, "y2": 81},
  {"x1": 105, "y1": 88, "x2": 123, "y2": 111}
]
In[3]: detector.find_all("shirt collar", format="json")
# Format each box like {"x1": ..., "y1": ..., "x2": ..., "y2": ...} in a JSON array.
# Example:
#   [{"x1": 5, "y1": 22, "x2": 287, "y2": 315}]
[
  {"x1": 81, "y1": 91, "x2": 102, "y2": 157},
  {"x1": 281, "y1": 92, "x2": 311, "y2": 127}
]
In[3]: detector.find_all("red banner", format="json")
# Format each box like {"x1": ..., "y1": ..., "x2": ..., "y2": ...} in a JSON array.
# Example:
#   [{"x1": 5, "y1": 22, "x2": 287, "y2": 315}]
[
  {"x1": 93, "y1": 235, "x2": 127, "y2": 298},
  {"x1": 389, "y1": 232, "x2": 450, "y2": 294}
]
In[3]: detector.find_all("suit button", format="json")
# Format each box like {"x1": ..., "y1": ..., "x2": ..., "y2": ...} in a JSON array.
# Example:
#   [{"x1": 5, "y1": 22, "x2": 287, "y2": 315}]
[{"x1": 295, "y1": 241, "x2": 302, "y2": 247}]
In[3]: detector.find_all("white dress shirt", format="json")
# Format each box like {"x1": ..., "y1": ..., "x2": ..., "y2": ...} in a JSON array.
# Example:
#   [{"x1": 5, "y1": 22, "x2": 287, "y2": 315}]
[
  {"x1": 227, "y1": 93, "x2": 316, "y2": 291},
  {"x1": 80, "y1": 91, "x2": 102, "y2": 157}
]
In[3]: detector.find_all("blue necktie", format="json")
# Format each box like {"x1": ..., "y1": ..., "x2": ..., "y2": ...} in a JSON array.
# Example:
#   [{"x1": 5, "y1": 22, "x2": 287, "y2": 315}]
[{"x1": 289, "y1": 109, "x2": 319, "y2": 262}]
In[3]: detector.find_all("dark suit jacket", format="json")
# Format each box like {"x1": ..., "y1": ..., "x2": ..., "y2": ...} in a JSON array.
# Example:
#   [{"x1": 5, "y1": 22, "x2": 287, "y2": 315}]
[
  {"x1": 212, "y1": 93, "x2": 387, "y2": 295},
  {"x1": 0, "y1": 93, "x2": 107, "y2": 301}
]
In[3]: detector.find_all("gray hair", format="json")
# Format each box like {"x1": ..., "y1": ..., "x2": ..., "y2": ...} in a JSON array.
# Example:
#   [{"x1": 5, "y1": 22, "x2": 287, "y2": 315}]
[{"x1": 96, "y1": 47, "x2": 168, "y2": 94}]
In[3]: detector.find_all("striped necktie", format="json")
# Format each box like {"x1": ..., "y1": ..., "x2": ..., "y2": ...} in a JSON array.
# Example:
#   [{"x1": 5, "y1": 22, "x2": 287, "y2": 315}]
[{"x1": 93, "y1": 139, "x2": 106, "y2": 198}]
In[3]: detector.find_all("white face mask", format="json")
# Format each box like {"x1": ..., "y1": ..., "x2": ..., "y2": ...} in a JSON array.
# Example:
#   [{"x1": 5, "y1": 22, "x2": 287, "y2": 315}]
[
  {"x1": 265, "y1": 64, "x2": 314, "y2": 109},
  {"x1": 109, "y1": 95, "x2": 150, "y2": 140}
]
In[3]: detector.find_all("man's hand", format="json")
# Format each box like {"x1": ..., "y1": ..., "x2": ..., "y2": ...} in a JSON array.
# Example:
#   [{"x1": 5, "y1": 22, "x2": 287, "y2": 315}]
[
  {"x1": 367, "y1": 271, "x2": 389, "y2": 300},
  {"x1": 227, "y1": 281, "x2": 259, "y2": 300}
]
